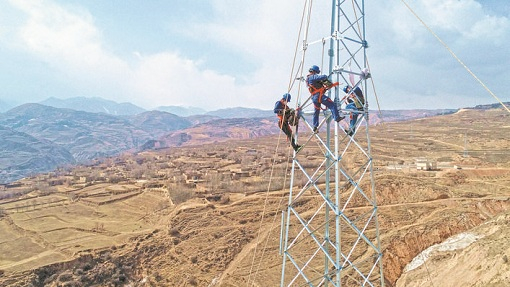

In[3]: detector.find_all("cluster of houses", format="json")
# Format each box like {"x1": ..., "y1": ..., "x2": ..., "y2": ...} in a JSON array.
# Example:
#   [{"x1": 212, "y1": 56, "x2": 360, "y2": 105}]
[
  {"x1": 0, "y1": 142, "x2": 297, "y2": 209},
  {"x1": 4, "y1": 146, "x2": 276, "y2": 194}
]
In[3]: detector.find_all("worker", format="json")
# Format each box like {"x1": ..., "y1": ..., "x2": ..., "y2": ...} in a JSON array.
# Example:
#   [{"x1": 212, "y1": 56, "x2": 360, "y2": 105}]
[
  {"x1": 274, "y1": 93, "x2": 302, "y2": 152},
  {"x1": 306, "y1": 65, "x2": 344, "y2": 133},
  {"x1": 343, "y1": 85, "x2": 365, "y2": 136}
]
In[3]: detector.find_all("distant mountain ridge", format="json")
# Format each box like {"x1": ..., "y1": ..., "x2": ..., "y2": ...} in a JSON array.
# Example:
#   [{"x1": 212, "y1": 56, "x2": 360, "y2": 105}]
[
  {"x1": 371, "y1": 109, "x2": 457, "y2": 125},
  {"x1": 32, "y1": 96, "x2": 465, "y2": 121},
  {"x1": 156, "y1": 105, "x2": 207, "y2": 117},
  {"x1": 127, "y1": 110, "x2": 193, "y2": 135},
  {"x1": 0, "y1": 97, "x2": 505, "y2": 184},
  {"x1": 37, "y1": 97, "x2": 272, "y2": 118},
  {"x1": 0, "y1": 104, "x2": 195, "y2": 183},
  {"x1": 0, "y1": 104, "x2": 152, "y2": 160},
  {"x1": 470, "y1": 102, "x2": 510, "y2": 110},
  {"x1": 40, "y1": 97, "x2": 145, "y2": 115},
  {"x1": 0, "y1": 125, "x2": 75, "y2": 183}
]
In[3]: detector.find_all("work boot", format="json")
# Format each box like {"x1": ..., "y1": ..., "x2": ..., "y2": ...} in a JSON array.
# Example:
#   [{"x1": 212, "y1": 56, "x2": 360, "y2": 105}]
[
  {"x1": 313, "y1": 126, "x2": 319, "y2": 133},
  {"x1": 293, "y1": 145, "x2": 302, "y2": 152},
  {"x1": 335, "y1": 113, "x2": 346, "y2": 122}
]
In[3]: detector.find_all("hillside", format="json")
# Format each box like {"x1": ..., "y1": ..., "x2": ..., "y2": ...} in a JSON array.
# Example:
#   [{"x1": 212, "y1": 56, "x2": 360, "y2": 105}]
[
  {"x1": 0, "y1": 105, "x2": 194, "y2": 183},
  {"x1": 396, "y1": 212, "x2": 510, "y2": 287},
  {"x1": 0, "y1": 108, "x2": 509, "y2": 286},
  {"x1": 0, "y1": 126, "x2": 75, "y2": 183},
  {"x1": 156, "y1": 117, "x2": 279, "y2": 147},
  {"x1": 0, "y1": 98, "x2": 463, "y2": 184}
]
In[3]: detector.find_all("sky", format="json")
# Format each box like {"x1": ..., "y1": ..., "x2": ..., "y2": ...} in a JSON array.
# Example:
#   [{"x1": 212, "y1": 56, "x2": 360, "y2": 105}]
[{"x1": 0, "y1": 0, "x2": 509, "y2": 111}]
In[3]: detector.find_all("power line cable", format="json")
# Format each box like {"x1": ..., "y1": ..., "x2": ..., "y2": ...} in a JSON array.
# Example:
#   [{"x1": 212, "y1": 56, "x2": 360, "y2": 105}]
[
  {"x1": 246, "y1": 2, "x2": 313, "y2": 285},
  {"x1": 400, "y1": 0, "x2": 510, "y2": 114}
]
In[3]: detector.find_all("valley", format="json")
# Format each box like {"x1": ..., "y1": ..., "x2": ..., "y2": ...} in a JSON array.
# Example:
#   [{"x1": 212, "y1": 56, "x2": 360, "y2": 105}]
[{"x1": 0, "y1": 108, "x2": 509, "y2": 286}]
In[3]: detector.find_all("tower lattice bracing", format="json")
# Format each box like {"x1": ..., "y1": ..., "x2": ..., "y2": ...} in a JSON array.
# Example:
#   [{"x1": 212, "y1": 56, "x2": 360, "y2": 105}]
[{"x1": 280, "y1": 0, "x2": 384, "y2": 286}]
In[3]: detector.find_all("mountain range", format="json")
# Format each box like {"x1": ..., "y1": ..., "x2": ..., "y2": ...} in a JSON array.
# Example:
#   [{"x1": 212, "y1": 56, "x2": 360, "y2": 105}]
[
  {"x1": 38, "y1": 96, "x2": 275, "y2": 118},
  {"x1": 40, "y1": 97, "x2": 146, "y2": 115},
  {"x1": 1, "y1": 107, "x2": 509, "y2": 286},
  {"x1": 1, "y1": 96, "x2": 507, "y2": 184},
  {"x1": 0, "y1": 99, "x2": 281, "y2": 183}
]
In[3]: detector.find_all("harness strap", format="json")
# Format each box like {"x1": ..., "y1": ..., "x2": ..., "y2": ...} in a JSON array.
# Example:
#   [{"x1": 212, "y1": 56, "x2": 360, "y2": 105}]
[{"x1": 308, "y1": 82, "x2": 339, "y2": 109}]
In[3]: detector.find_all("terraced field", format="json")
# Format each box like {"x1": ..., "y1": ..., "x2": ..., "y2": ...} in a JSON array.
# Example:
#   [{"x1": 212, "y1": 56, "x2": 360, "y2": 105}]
[{"x1": 0, "y1": 108, "x2": 508, "y2": 286}]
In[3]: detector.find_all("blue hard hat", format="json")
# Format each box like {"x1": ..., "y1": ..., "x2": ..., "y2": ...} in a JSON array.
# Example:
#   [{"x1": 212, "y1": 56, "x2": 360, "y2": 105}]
[
  {"x1": 309, "y1": 65, "x2": 320, "y2": 73},
  {"x1": 343, "y1": 85, "x2": 351, "y2": 93},
  {"x1": 282, "y1": 93, "x2": 291, "y2": 102}
]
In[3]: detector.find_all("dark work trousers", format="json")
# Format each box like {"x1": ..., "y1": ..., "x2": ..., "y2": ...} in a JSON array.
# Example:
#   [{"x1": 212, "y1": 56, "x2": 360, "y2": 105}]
[{"x1": 278, "y1": 116, "x2": 297, "y2": 149}]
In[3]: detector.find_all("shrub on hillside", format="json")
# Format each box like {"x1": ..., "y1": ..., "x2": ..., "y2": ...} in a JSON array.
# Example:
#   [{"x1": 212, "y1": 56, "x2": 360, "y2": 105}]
[{"x1": 169, "y1": 188, "x2": 195, "y2": 204}]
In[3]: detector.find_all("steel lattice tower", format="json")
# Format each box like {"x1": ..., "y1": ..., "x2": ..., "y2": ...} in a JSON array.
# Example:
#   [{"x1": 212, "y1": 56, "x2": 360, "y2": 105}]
[{"x1": 280, "y1": 0, "x2": 384, "y2": 286}]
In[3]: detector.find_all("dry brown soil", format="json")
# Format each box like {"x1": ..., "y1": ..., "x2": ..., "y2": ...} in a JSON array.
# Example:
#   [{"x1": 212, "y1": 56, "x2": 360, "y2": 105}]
[{"x1": 0, "y1": 108, "x2": 509, "y2": 286}]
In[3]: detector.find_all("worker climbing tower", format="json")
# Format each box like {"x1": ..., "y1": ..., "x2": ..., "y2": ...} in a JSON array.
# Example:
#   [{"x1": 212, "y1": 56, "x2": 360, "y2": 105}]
[{"x1": 280, "y1": 0, "x2": 384, "y2": 286}]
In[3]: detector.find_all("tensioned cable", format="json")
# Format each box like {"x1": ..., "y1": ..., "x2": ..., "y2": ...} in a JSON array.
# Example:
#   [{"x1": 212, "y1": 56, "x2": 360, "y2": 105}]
[
  {"x1": 248, "y1": 3, "x2": 315, "y2": 285},
  {"x1": 400, "y1": 0, "x2": 510, "y2": 114},
  {"x1": 348, "y1": 0, "x2": 385, "y2": 126},
  {"x1": 246, "y1": 1, "x2": 313, "y2": 286},
  {"x1": 357, "y1": 4, "x2": 434, "y2": 285},
  {"x1": 380, "y1": 1, "x2": 510, "y2": 285},
  {"x1": 252, "y1": 0, "x2": 366, "y2": 283},
  {"x1": 244, "y1": 131, "x2": 292, "y2": 287},
  {"x1": 287, "y1": 1, "x2": 309, "y2": 93}
]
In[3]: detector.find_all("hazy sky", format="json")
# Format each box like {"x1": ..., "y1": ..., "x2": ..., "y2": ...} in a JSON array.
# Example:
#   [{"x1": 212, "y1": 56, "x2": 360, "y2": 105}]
[{"x1": 0, "y1": 0, "x2": 508, "y2": 111}]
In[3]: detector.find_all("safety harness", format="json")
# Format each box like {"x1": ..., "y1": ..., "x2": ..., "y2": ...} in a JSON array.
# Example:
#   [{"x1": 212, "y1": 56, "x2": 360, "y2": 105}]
[
  {"x1": 276, "y1": 100, "x2": 299, "y2": 126},
  {"x1": 346, "y1": 87, "x2": 365, "y2": 110},
  {"x1": 307, "y1": 76, "x2": 339, "y2": 110}
]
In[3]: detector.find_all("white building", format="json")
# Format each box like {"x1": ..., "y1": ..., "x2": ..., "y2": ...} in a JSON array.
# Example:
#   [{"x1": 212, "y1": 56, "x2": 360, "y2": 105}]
[{"x1": 416, "y1": 158, "x2": 437, "y2": 171}]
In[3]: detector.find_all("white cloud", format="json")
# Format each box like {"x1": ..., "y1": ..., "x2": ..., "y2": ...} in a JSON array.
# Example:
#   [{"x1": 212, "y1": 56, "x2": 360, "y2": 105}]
[
  {"x1": 131, "y1": 52, "x2": 238, "y2": 109},
  {"x1": 15, "y1": 1, "x2": 103, "y2": 67},
  {"x1": 6, "y1": 0, "x2": 253, "y2": 110},
  {"x1": 367, "y1": 0, "x2": 510, "y2": 109},
  {"x1": 465, "y1": 16, "x2": 510, "y2": 44},
  {"x1": 1, "y1": 0, "x2": 508, "y2": 111},
  {"x1": 9, "y1": 0, "x2": 131, "y2": 98},
  {"x1": 173, "y1": 0, "x2": 510, "y2": 110},
  {"x1": 408, "y1": 0, "x2": 510, "y2": 45},
  {"x1": 191, "y1": 0, "x2": 346, "y2": 109}
]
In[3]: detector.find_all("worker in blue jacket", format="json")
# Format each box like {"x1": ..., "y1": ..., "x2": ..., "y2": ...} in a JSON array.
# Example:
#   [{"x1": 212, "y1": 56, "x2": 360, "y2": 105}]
[
  {"x1": 343, "y1": 85, "x2": 365, "y2": 136},
  {"x1": 274, "y1": 93, "x2": 301, "y2": 152},
  {"x1": 306, "y1": 65, "x2": 344, "y2": 133}
]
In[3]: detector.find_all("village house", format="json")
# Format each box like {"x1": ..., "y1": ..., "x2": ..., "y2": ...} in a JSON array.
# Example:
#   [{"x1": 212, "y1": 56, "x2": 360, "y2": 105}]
[
  {"x1": 183, "y1": 171, "x2": 204, "y2": 184},
  {"x1": 155, "y1": 170, "x2": 168, "y2": 179},
  {"x1": 231, "y1": 170, "x2": 250, "y2": 180},
  {"x1": 416, "y1": 158, "x2": 437, "y2": 171}
]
